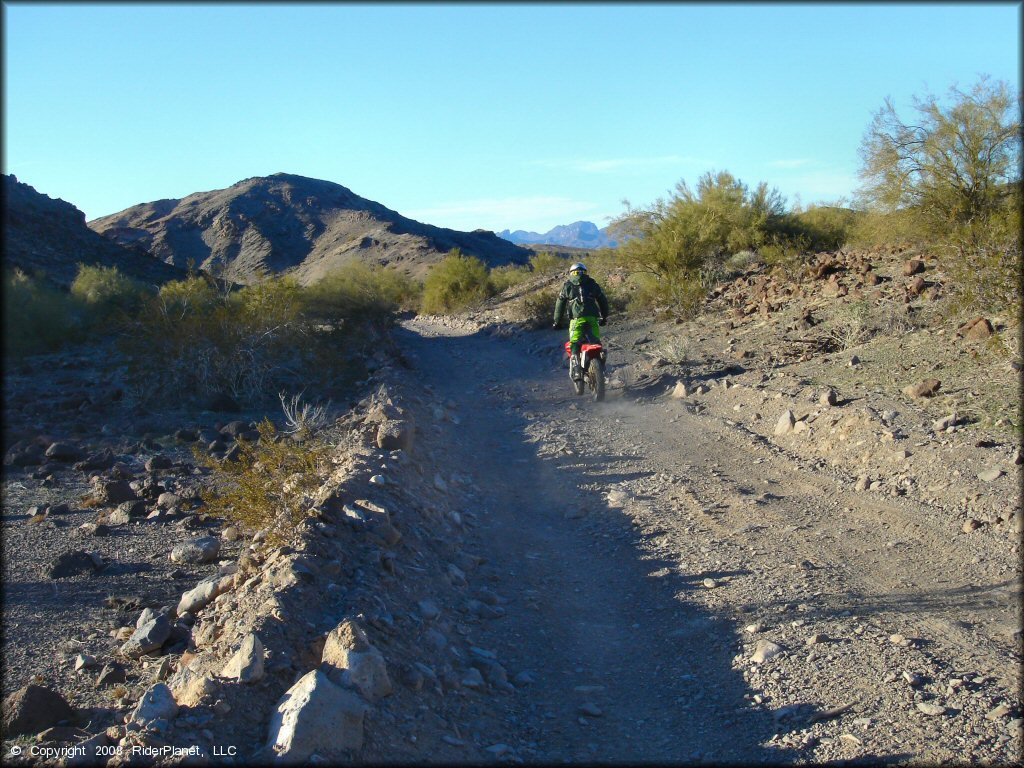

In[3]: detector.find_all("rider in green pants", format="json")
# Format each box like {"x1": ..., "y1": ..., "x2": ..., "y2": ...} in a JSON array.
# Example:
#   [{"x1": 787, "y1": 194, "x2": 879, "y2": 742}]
[{"x1": 552, "y1": 262, "x2": 610, "y2": 380}]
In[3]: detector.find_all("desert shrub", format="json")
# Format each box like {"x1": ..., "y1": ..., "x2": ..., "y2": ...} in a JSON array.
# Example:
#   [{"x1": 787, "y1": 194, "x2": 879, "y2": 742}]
[
  {"x1": 488, "y1": 263, "x2": 532, "y2": 293},
  {"x1": 194, "y1": 418, "x2": 331, "y2": 544},
  {"x1": 722, "y1": 249, "x2": 761, "y2": 277},
  {"x1": 124, "y1": 275, "x2": 310, "y2": 404},
  {"x1": 826, "y1": 300, "x2": 873, "y2": 350},
  {"x1": 609, "y1": 170, "x2": 793, "y2": 314},
  {"x1": 518, "y1": 286, "x2": 559, "y2": 329},
  {"x1": 70, "y1": 264, "x2": 152, "y2": 325},
  {"x1": 528, "y1": 251, "x2": 569, "y2": 275},
  {"x1": 792, "y1": 205, "x2": 859, "y2": 251},
  {"x1": 856, "y1": 75, "x2": 1021, "y2": 313},
  {"x1": 420, "y1": 250, "x2": 493, "y2": 314},
  {"x1": 304, "y1": 262, "x2": 420, "y2": 322},
  {"x1": 2, "y1": 269, "x2": 80, "y2": 357}
]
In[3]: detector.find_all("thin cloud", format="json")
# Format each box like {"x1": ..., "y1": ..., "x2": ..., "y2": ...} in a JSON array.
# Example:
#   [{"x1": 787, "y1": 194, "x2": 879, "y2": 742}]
[
  {"x1": 530, "y1": 155, "x2": 707, "y2": 173},
  {"x1": 403, "y1": 196, "x2": 600, "y2": 232}
]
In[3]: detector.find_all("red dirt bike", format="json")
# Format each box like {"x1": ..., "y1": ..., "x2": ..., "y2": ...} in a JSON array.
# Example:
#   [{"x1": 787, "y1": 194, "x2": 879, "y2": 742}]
[{"x1": 564, "y1": 340, "x2": 606, "y2": 401}]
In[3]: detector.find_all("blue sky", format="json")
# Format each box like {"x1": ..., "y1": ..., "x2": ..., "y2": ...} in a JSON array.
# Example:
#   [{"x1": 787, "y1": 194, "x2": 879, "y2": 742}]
[{"x1": 3, "y1": 3, "x2": 1020, "y2": 233}]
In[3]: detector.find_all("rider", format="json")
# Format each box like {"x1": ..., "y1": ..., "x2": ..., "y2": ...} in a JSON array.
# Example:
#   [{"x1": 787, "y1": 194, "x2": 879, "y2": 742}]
[{"x1": 552, "y1": 262, "x2": 609, "y2": 381}]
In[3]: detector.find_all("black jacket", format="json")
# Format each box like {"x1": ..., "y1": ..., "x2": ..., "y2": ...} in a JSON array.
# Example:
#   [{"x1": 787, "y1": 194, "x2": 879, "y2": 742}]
[{"x1": 553, "y1": 274, "x2": 609, "y2": 326}]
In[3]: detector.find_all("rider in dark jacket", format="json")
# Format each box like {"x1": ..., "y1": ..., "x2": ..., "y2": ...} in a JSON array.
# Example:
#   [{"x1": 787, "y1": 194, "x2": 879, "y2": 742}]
[{"x1": 553, "y1": 262, "x2": 609, "y2": 380}]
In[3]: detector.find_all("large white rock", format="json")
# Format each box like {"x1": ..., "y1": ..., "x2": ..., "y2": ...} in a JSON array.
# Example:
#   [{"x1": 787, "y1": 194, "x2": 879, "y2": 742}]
[
  {"x1": 774, "y1": 410, "x2": 796, "y2": 436},
  {"x1": 220, "y1": 634, "x2": 265, "y2": 683},
  {"x1": 178, "y1": 574, "x2": 233, "y2": 615},
  {"x1": 131, "y1": 683, "x2": 178, "y2": 724},
  {"x1": 321, "y1": 620, "x2": 392, "y2": 702},
  {"x1": 266, "y1": 669, "x2": 367, "y2": 761}
]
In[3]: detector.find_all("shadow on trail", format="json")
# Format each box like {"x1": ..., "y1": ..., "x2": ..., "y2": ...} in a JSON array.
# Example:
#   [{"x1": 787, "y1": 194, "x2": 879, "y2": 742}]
[{"x1": 396, "y1": 324, "x2": 797, "y2": 764}]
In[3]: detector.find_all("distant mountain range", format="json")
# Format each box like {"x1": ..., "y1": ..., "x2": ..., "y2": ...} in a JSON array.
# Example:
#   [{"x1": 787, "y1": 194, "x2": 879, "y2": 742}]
[
  {"x1": 3, "y1": 174, "x2": 186, "y2": 288},
  {"x1": 498, "y1": 221, "x2": 617, "y2": 250},
  {"x1": 88, "y1": 174, "x2": 531, "y2": 285}
]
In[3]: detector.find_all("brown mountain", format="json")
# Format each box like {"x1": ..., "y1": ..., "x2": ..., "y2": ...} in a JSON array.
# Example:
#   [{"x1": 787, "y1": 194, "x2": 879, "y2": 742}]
[
  {"x1": 87, "y1": 173, "x2": 532, "y2": 285},
  {"x1": 3, "y1": 174, "x2": 186, "y2": 288}
]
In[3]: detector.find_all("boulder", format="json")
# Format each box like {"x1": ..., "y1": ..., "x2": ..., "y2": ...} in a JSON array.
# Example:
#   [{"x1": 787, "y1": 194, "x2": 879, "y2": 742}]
[
  {"x1": 74, "y1": 449, "x2": 116, "y2": 471},
  {"x1": 145, "y1": 455, "x2": 173, "y2": 472},
  {"x1": 819, "y1": 388, "x2": 838, "y2": 406},
  {"x1": 1, "y1": 684, "x2": 74, "y2": 736},
  {"x1": 121, "y1": 612, "x2": 172, "y2": 658},
  {"x1": 902, "y1": 379, "x2": 941, "y2": 399},
  {"x1": 321, "y1": 620, "x2": 393, "y2": 703},
  {"x1": 670, "y1": 381, "x2": 689, "y2": 399},
  {"x1": 130, "y1": 683, "x2": 178, "y2": 725},
  {"x1": 170, "y1": 536, "x2": 220, "y2": 564},
  {"x1": 376, "y1": 419, "x2": 413, "y2": 451},
  {"x1": 45, "y1": 550, "x2": 102, "y2": 578},
  {"x1": 45, "y1": 442, "x2": 82, "y2": 462},
  {"x1": 220, "y1": 420, "x2": 252, "y2": 437},
  {"x1": 266, "y1": 669, "x2": 367, "y2": 760},
  {"x1": 220, "y1": 634, "x2": 265, "y2": 683},
  {"x1": 177, "y1": 574, "x2": 233, "y2": 615},
  {"x1": 907, "y1": 275, "x2": 926, "y2": 297},
  {"x1": 903, "y1": 259, "x2": 925, "y2": 276},
  {"x1": 93, "y1": 480, "x2": 137, "y2": 505}
]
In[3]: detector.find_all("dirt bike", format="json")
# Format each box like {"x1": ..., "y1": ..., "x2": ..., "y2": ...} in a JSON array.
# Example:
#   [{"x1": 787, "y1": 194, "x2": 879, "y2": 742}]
[{"x1": 564, "y1": 340, "x2": 606, "y2": 402}]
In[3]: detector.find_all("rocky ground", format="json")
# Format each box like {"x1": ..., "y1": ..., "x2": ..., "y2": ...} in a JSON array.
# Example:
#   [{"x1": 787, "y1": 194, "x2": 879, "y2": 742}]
[{"x1": 2, "y1": 246, "x2": 1021, "y2": 765}]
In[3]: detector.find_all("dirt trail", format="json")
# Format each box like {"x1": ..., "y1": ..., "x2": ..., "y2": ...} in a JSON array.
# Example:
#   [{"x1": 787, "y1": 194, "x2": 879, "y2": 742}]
[{"x1": 396, "y1": 315, "x2": 1021, "y2": 764}]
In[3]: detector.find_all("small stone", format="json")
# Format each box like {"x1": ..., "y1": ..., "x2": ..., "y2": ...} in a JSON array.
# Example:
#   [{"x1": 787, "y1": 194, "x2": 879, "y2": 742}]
[
  {"x1": 915, "y1": 702, "x2": 947, "y2": 717},
  {"x1": 418, "y1": 600, "x2": 440, "y2": 621},
  {"x1": 819, "y1": 388, "x2": 838, "y2": 406},
  {"x1": 460, "y1": 667, "x2": 485, "y2": 689},
  {"x1": 702, "y1": 578, "x2": 717, "y2": 589},
  {"x1": 578, "y1": 702, "x2": 603, "y2": 717},
  {"x1": 962, "y1": 519, "x2": 982, "y2": 533},
  {"x1": 369, "y1": 474, "x2": 386, "y2": 485},
  {"x1": 855, "y1": 476, "x2": 870, "y2": 492},
  {"x1": 670, "y1": 381, "x2": 689, "y2": 399},
  {"x1": 848, "y1": 355, "x2": 860, "y2": 367},
  {"x1": 74, "y1": 654, "x2": 98, "y2": 671},
  {"x1": 986, "y1": 703, "x2": 1012, "y2": 721},
  {"x1": 806, "y1": 634, "x2": 826, "y2": 646},
  {"x1": 774, "y1": 410, "x2": 796, "y2": 436},
  {"x1": 978, "y1": 468, "x2": 1004, "y2": 482},
  {"x1": 932, "y1": 414, "x2": 958, "y2": 432},
  {"x1": 96, "y1": 663, "x2": 127, "y2": 687},
  {"x1": 889, "y1": 634, "x2": 911, "y2": 647},
  {"x1": 902, "y1": 379, "x2": 941, "y2": 399},
  {"x1": 433, "y1": 473, "x2": 448, "y2": 492},
  {"x1": 751, "y1": 640, "x2": 785, "y2": 664},
  {"x1": 903, "y1": 671, "x2": 924, "y2": 687}
]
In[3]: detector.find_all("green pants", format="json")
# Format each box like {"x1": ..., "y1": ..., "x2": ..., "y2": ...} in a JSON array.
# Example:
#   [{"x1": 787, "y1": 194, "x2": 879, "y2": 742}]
[{"x1": 569, "y1": 316, "x2": 601, "y2": 349}]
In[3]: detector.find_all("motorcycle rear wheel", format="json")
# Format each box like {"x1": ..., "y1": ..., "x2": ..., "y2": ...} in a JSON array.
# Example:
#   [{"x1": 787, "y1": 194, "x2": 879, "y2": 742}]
[{"x1": 588, "y1": 358, "x2": 605, "y2": 402}]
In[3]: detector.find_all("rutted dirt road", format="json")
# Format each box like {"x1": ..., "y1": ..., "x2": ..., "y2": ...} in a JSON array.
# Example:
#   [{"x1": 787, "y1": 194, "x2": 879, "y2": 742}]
[{"x1": 395, "y1": 314, "x2": 1021, "y2": 764}]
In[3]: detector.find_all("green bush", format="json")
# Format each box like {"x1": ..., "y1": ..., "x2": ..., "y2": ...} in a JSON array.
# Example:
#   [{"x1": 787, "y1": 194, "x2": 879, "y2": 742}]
[
  {"x1": 488, "y1": 263, "x2": 532, "y2": 293},
  {"x1": 517, "y1": 287, "x2": 560, "y2": 329},
  {"x1": 421, "y1": 250, "x2": 494, "y2": 314},
  {"x1": 528, "y1": 251, "x2": 569, "y2": 275},
  {"x1": 792, "y1": 205, "x2": 859, "y2": 251},
  {"x1": 195, "y1": 418, "x2": 331, "y2": 544},
  {"x1": 2, "y1": 269, "x2": 80, "y2": 357},
  {"x1": 124, "y1": 275, "x2": 311, "y2": 404},
  {"x1": 70, "y1": 264, "x2": 152, "y2": 324},
  {"x1": 304, "y1": 262, "x2": 420, "y2": 322},
  {"x1": 609, "y1": 170, "x2": 793, "y2": 313}
]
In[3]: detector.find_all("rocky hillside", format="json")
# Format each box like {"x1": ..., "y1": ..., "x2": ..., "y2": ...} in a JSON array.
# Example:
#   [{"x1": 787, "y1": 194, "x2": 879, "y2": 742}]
[
  {"x1": 2, "y1": 175, "x2": 186, "y2": 288},
  {"x1": 88, "y1": 174, "x2": 532, "y2": 285},
  {"x1": 499, "y1": 220, "x2": 617, "y2": 249}
]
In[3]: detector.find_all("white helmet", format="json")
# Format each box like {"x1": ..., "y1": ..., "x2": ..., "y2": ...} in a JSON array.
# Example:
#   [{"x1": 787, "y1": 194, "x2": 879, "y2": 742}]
[{"x1": 569, "y1": 262, "x2": 587, "y2": 275}]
